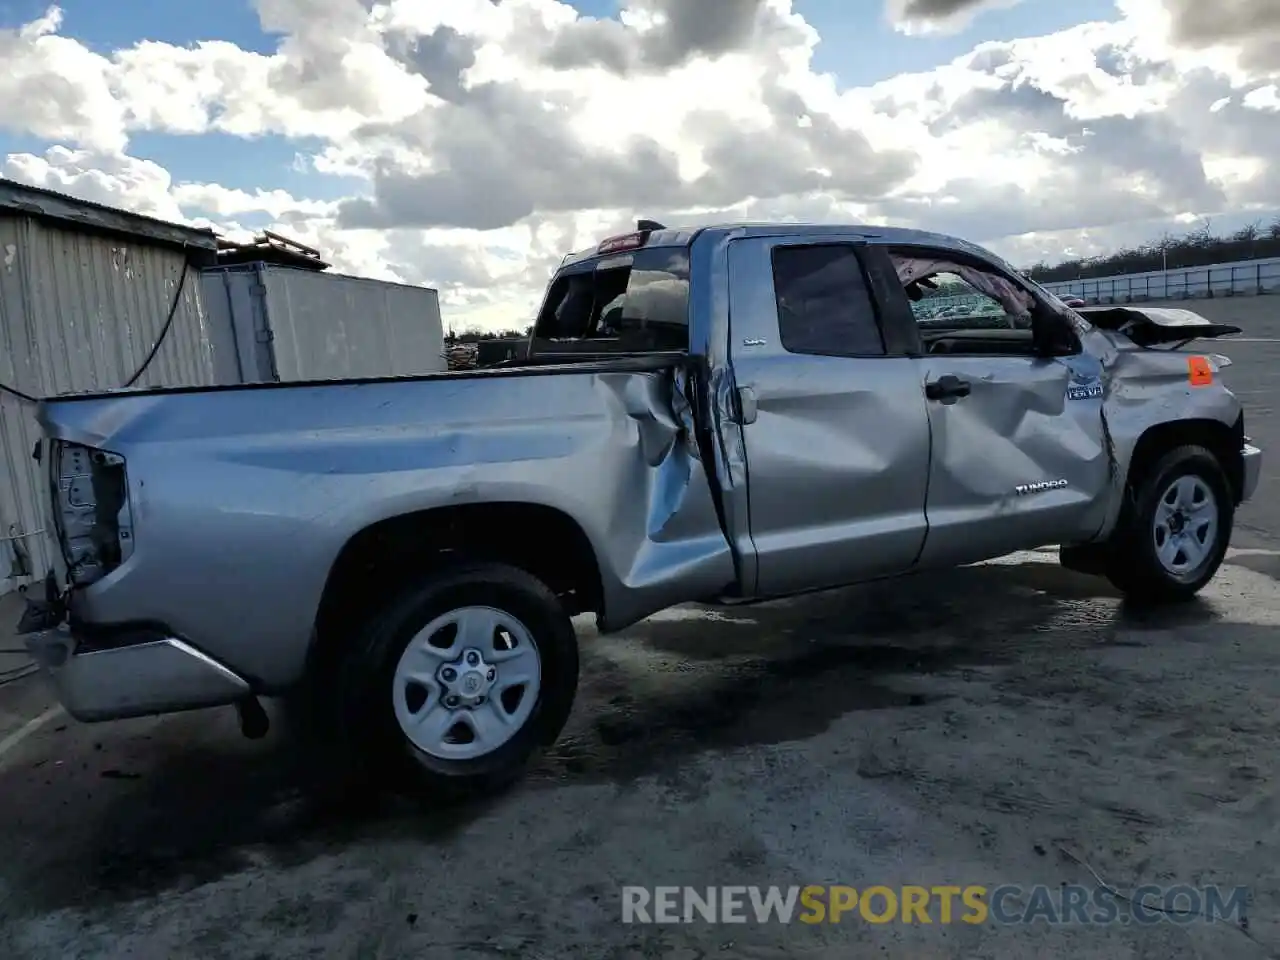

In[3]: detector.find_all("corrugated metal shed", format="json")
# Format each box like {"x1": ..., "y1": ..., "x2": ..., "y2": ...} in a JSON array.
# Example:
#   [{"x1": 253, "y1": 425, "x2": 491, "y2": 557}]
[
  {"x1": 0, "y1": 178, "x2": 222, "y2": 594},
  {"x1": 0, "y1": 180, "x2": 446, "y2": 596},
  {"x1": 202, "y1": 263, "x2": 445, "y2": 382}
]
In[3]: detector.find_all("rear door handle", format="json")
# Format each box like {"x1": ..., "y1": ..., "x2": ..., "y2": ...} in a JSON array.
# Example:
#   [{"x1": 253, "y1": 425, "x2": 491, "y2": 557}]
[
  {"x1": 735, "y1": 386, "x2": 758, "y2": 425},
  {"x1": 925, "y1": 374, "x2": 971, "y2": 403}
]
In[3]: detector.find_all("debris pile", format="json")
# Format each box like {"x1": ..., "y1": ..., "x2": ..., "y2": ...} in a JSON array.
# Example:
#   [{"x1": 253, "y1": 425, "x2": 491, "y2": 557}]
[{"x1": 215, "y1": 230, "x2": 330, "y2": 271}]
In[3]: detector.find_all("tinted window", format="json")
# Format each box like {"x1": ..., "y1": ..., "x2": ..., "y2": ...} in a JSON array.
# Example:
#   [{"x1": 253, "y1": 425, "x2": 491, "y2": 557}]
[
  {"x1": 615, "y1": 247, "x2": 690, "y2": 351},
  {"x1": 533, "y1": 246, "x2": 689, "y2": 353},
  {"x1": 771, "y1": 245, "x2": 885, "y2": 356}
]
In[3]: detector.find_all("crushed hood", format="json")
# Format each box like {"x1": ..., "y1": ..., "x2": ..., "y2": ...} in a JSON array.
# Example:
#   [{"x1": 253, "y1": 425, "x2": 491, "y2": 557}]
[{"x1": 1075, "y1": 305, "x2": 1242, "y2": 347}]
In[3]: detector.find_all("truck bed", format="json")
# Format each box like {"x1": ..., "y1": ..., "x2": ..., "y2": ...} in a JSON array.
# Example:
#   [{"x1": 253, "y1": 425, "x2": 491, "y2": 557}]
[{"x1": 35, "y1": 354, "x2": 737, "y2": 689}]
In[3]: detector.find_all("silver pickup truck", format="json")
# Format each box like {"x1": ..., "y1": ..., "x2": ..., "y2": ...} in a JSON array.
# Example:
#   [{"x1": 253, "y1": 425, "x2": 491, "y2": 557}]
[{"x1": 16, "y1": 222, "x2": 1262, "y2": 800}]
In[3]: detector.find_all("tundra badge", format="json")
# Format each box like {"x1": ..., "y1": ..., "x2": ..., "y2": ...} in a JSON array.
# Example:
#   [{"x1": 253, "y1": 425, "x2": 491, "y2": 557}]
[{"x1": 1014, "y1": 479, "x2": 1069, "y2": 496}]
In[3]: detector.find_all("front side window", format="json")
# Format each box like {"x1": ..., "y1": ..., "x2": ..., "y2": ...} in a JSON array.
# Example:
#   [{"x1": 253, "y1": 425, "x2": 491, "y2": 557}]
[
  {"x1": 893, "y1": 254, "x2": 1035, "y2": 332},
  {"x1": 887, "y1": 247, "x2": 1080, "y2": 356}
]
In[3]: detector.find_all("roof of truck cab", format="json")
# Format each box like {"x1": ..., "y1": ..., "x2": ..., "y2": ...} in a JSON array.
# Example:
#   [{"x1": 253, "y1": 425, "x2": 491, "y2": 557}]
[{"x1": 558, "y1": 222, "x2": 999, "y2": 270}]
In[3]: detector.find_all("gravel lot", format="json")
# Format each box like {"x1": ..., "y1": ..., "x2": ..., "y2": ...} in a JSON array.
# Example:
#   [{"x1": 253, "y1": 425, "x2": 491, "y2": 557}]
[{"x1": 1, "y1": 296, "x2": 1278, "y2": 960}]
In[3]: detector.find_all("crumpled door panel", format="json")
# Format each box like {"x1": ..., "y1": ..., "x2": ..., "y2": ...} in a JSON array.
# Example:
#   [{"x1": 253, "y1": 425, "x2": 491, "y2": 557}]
[{"x1": 918, "y1": 353, "x2": 1112, "y2": 564}]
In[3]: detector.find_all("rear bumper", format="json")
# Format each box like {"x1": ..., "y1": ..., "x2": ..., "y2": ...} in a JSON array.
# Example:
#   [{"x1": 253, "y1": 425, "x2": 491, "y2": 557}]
[
  {"x1": 23, "y1": 625, "x2": 251, "y2": 723},
  {"x1": 1241, "y1": 442, "x2": 1262, "y2": 503}
]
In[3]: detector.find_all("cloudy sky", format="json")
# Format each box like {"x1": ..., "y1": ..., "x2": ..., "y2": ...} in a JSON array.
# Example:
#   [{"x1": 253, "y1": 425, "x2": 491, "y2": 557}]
[{"x1": 0, "y1": 0, "x2": 1277, "y2": 330}]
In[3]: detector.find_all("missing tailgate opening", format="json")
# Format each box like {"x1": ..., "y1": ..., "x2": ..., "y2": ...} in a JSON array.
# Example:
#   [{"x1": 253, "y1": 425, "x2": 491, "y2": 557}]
[{"x1": 53, "y1": 442, "x2": 135, "y2": 587}]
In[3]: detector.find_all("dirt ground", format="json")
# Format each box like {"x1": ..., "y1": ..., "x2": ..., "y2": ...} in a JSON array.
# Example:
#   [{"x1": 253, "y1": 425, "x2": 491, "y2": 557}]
[{"x1": 0, "y1": 301, "x2": 1278, "y2": 959}]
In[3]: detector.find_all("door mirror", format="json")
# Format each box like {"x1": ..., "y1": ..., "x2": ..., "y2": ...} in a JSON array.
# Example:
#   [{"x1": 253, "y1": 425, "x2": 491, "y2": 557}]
[{"x1": 1031, "y1": 309, "x2": 1079, "y2": 356}]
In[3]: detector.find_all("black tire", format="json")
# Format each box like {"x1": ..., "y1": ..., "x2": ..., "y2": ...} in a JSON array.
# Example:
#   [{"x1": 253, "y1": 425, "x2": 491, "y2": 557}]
[
  {"x1": 333, "y1": 562, "x2": 579, "y2": 803},
  {"x1": 1104, "y1": 444, "x2": 1234, "y2": 603}
]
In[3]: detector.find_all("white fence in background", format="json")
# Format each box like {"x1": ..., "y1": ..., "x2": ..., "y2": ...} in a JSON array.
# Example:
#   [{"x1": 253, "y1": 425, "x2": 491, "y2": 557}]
[{"x1": 1039, "y1": 256, "x2": 1280, "y2": 304}]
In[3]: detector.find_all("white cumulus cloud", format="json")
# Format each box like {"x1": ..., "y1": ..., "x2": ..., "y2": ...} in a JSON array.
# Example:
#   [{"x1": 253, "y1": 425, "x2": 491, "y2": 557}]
[{"x1": 0, "y1": 0, "x2": 1277, "y2": 330}]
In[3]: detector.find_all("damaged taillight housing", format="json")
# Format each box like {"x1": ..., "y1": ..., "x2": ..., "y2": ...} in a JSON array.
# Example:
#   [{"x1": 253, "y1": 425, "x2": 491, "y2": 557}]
[{"x1": 48, "y1": 440, "x2": 135, "y2": 587}]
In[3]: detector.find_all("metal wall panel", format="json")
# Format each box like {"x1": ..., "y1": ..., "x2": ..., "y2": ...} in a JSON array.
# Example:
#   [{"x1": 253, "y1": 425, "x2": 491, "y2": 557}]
[
  {"x1": 0, "y1": 216, "x2": 224, "y2": 593},
  {"x1": 256, "y1": 265, "x2": 445, "y2": 381},
  {"x1": 199, "y1": 267, "x2": 276, "y2": 383}
]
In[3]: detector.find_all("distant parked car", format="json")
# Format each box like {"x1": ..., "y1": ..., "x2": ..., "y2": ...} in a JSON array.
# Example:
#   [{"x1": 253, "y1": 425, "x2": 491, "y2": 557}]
[{"x1": 1062, "y1": 296, "x2": 1086, "y2": 308}]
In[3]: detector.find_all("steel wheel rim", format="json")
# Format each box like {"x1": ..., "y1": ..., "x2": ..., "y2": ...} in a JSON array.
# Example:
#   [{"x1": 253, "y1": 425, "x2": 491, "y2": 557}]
[
  {"x1": 391, "y1": 605, "x2": 542, "y2": 761},
  {"x1": 1152, "y1": 474, "x2": 1218, "y2": 582}
]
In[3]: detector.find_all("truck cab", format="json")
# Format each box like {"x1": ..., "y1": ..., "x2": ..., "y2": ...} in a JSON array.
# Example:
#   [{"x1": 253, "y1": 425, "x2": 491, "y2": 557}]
[{"x1": 523, "y1": 223, "x2": 1136, "y2": 601}]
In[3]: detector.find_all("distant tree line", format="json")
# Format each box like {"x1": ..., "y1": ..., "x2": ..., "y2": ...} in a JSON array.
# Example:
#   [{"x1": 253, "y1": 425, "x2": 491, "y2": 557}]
[{"x1": 1025, "y1": 217, "x2": 1280, "y2": 284}]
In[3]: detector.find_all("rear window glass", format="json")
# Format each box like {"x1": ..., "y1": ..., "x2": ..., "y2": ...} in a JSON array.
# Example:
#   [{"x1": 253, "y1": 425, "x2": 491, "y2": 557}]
[
  {"x1": 771, "y1": 244, "x2": 884, "y2": 356},
  {"x1": 533, "y1": 246, "x2": 689, "y2": 353}
]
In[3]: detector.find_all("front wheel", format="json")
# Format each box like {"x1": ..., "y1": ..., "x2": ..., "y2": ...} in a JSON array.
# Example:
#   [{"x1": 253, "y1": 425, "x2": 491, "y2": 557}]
[
  {"x1": 336, "y1": 562, "x2": 580, "y2": 802},
  {"x1": 1105, "y1": 444, "x2": 1234, "y2": 603}
]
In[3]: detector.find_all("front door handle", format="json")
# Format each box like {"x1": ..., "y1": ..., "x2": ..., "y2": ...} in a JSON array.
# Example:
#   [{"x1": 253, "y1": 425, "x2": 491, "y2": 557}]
[
  {"x1": 925, "y1": 374, "x2": 971, "y2": 403},
  {"x1": 735, "y1": 386, "x2": 758, "y2": 424}
]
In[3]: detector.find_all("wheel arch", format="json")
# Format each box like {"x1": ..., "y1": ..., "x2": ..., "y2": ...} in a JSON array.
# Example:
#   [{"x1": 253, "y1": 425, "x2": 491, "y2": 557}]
[
  {"x1": 1062, "y1": 415, "x2": 1242, "y2": 586},
  {"x1": 307, "y1": 502, "x2": 603, "y2": 682},
  {"x1": 1124, "y1": 415, "x2": 1245, "y2": 505}
]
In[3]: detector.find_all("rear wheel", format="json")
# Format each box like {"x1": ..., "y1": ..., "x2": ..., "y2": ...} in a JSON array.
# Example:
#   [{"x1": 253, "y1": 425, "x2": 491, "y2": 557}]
[
  {"x1": 335, "y1": 562, "x2": 579, "y2": 802},
  {"x1": 1104, "y1": 445, "x2": 1233, "y2": 603}
]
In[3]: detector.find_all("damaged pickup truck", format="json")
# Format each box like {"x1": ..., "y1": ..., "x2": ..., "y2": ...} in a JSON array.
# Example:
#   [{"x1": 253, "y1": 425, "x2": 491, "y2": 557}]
[{"x1": 17, "y1": 223, "x2": 1262, "y2": 799}]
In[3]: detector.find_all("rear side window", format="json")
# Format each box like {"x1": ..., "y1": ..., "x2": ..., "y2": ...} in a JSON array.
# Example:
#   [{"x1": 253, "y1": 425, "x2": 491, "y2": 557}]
[
  {"x1": 533, "y1": 246, "x2": 690, "y2": 353},
  {"x1": 771, "y1": 245, "x2": 885, "y2": 357}
]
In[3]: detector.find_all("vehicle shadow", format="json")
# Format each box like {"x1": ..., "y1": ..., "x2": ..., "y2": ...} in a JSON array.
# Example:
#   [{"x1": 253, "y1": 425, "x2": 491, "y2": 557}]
[
  {"x1": 0, "y1": 557, "x2": 1225, "y2": 913},
  {"x1": 536, "y1": 559, "x2": 1222, "y2": 781},
  {"x1": 0, "y1": 701, "x2": 500, "y2": 913}
]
